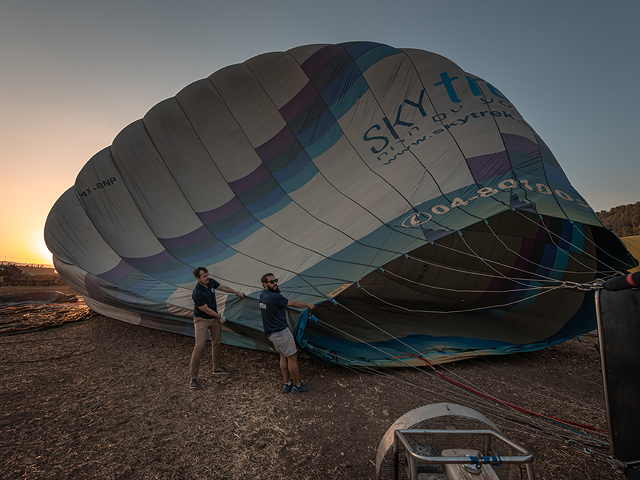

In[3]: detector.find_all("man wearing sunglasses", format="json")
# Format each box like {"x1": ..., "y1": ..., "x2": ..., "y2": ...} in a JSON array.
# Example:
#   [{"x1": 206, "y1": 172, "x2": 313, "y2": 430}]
[
  {"x1": 190, "y1": 266, "x2": 245, "y2": 389},
  {"x1": 259, "y1": 273, "x2": 315, "y2": 393}
]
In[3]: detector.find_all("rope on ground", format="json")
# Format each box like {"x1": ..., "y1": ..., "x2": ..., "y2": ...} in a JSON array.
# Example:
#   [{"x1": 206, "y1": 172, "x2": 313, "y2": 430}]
[{"x1": 407, "y1": 352, "x2": 607, "y2": 433}]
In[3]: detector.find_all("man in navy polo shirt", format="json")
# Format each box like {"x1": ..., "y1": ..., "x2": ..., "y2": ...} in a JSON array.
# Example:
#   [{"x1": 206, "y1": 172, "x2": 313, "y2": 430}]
[
  {"x1": 259, "y1": 273, "x2": 315, "y2": 393},
  {"x1": 190, "y1": 266, "x2": 245, "y2": 389}
]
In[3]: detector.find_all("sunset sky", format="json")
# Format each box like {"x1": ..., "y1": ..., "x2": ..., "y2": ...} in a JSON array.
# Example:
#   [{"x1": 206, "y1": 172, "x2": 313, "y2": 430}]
[{"x1": 1, "y1": 0, "x2": 638, "y2": 265}]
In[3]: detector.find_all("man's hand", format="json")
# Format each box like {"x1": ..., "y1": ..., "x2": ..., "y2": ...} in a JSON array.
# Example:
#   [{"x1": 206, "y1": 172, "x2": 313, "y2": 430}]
[{"x1": 236, "y1": 291, "x2": 246, "y2": 299}]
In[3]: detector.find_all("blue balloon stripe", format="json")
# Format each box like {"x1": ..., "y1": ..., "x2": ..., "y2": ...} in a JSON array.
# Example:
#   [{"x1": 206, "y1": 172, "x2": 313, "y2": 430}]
[
  {"x1": 214, "y1": 215, "x2": 262, "y2": 243},
  {"x1": 202, "y1": 208, "x2": 252, "y2": 235},
  {"x1": 215, "y1": 219, "x2": 263, "y2": 245},
  {"x1": 287, "y1": 96, "x2": 329, "y2": 137},
  {"x1": 327, "y1": 75, "x2": 369, "y2": 120},
  {"x1": 272, "y1": 149, "x2": 313, "y2": 184},
  {"x1": 305, "y1": 122, "x2": 343, "y2": 159},
  {"x1": 279, "y1": 161, "x2": 318, "y2": 193},
  {"x1": 236, "y1": 175, "x2": 280, "y2": 206},
  {"x1": 126, "y1": 277, "x2": 166, "y2": 296},
  {"x1": 245, "y1": 186, "x2": 288, "y2": 216},
  {"x1": 308, "y1": 50, "x2": 355, "y2": 93},
  {"x1": 569, "y1": 221, "x2": 585, "y2": 254},
  {"x1": 466, "y1": 151, "x2": 512, "y2": 183},
  {"x1": 159, "y1": 225, "x2": 214, "y2": 250},
  {"x1": 300, "y1": 44, "x2": 345, "y2": 80},
  {"x1": 544, "y1": 161, "x2": 575, "y2": 192},
  {"x1": 163, "y1": 232, "x2": 221, "y2": 260},
  {"x1": 343, "y1": 41, "x2": 385, "y2": 61},
  {"x1": 296, "y1": 109, "x2": 337, "y2": 148},
  {"x1": 320, "y1": 63, "x2": 363, "y2": 108},
  {"x1": 229, "y1": 163, "x2": 271, "y2": 196},
  {"x1": 124, "y1": 249, "x2": 175, "y2": 268},
  {"x1": 98, "y1": 259, "x2": 136, "y2": 283},
  {"x1": 507, "y1": 282, "x2": 543, "y2": 314},
  {"x1": 252, "y1": 194, "x2": 292, "y2": 221},
  {"x1": 263, "y1": 140, "x2": 304, "y2": 174},
  {"x1": 279, "y1": 82, "x2": 319, "y2": 124},
  {"x1": 355, "y1": 44, "x2": 403, "y2": 73},
  {"x1": 197, "y1": 196, "x2": 244, "y2": 225},
  {"x1": 177, "y1": 241, "x2": 234, "y2": 264},
  {"x1": 255, "y1": 126, "x2": 297, "y2": 162},
  {"x1": 141, "y1": 264, "x2": 194, "y2": 284}
]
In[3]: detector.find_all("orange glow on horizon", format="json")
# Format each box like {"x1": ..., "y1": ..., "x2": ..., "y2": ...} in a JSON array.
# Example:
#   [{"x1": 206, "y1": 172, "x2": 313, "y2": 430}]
[{"x1": 0, "y1": 231, "x2": 54, "y2": 266}]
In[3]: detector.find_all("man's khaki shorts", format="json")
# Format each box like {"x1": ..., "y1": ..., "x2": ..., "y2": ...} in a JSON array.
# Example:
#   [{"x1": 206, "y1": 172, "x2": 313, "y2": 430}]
[{"x1": 268, "y1": 328, "x2": 297, "y2": 357}]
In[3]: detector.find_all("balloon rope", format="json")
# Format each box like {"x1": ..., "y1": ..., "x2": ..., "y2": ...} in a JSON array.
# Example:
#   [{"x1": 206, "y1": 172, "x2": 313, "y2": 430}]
[
  {"x1": 512, "y1": 209, "x2": 635, "y2": 273},
  {"x1": 306, "y1": 315, "x2": 610, "y2": 447},
  {"x1": 354, "y1": 282, "x2": 564, "y2": 314},
  {"x1": 406, "y1": 353, "x2": 607, "y2": 433}
]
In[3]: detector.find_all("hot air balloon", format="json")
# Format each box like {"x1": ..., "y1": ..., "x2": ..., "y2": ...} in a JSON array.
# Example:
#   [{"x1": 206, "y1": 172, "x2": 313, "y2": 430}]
[{"x1": 45, "y1": 42, "x2": 636, "y2": 367}]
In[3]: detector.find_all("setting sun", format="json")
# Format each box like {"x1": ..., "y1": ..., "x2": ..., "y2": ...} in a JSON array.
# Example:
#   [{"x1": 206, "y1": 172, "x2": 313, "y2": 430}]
[{"x1": 33, "y1": 234, "x2": 53, "y2": 265}]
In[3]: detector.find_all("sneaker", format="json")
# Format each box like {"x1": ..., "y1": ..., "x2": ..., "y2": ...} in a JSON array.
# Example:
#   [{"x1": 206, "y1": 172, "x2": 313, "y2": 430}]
[
  {"x1": 282, "y1": 381, "x2": 293, "y2": 393},
  {"x1": 291, "y1": 382, "x2": 309, "y2": 393},
  {"x1": 213, "y1": 367, "x2": 230, "y2": 375},
  {"x1": 189, "y1": 377, "x2": 198, "y2": 389}
]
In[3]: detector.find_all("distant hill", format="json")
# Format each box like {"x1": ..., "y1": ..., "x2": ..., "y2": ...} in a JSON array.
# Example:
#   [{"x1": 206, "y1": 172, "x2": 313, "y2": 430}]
[
  {"x1": 0, "y1": 263, "x2": 56, "y2": 275},
  {"x1": 19, "y1": 265, "x2": 57, "y2": 275},
  {"x1": 620, "y1": 236, "x2": 640, "y2": 273},
  {"x1": 597, "y1": 201, "x2": 640, "y2": 237}
]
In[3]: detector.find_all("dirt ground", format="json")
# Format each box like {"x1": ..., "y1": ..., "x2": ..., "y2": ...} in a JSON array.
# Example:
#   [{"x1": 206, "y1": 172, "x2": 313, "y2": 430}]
[{"x1": 0, "y1": 285, "x2": 630, "y2": 479}]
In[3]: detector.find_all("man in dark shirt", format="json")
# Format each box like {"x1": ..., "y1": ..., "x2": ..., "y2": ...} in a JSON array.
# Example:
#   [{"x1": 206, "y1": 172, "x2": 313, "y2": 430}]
[
  {"x1": 259, "y1": 273, "x2": 315, "y2": 393},
  {"x1": 190, "y1": 266, "x2": 245, "y2": 389}
]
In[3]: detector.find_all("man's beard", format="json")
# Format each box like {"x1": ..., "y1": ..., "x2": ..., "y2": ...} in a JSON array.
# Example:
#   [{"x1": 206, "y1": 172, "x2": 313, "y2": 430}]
[{"x1": 268, "y1": 284, "x2": 281, "y2": 293}]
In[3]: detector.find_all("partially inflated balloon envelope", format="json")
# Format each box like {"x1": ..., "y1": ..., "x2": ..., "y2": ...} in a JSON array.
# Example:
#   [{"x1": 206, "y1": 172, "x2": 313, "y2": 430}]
[{"x1": 45, "y1": 42, "x2": 636, "y2": 367}]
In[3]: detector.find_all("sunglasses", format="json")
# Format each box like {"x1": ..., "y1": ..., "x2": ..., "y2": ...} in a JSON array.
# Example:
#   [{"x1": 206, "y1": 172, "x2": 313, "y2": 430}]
[{"x1": 268, "y1": 279, "x2": 279, "y2": 284}]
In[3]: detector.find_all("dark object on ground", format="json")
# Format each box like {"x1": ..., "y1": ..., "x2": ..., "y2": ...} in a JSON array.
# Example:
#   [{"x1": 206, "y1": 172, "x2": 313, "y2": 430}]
[{"x1": 596, "y1": 288, "x2": 640, "y2": 466}]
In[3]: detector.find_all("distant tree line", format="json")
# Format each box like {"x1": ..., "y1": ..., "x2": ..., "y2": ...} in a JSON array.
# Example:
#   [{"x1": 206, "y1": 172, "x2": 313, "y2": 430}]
[{"x1": 597, "y1": 202, "x2": 640, "y2": 237}]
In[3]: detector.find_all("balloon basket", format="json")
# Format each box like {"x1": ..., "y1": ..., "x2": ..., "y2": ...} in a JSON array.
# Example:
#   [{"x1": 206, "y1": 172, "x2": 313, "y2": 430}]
[{"x1": 376, "y1": 403, "x2": 534, "y2": 480}]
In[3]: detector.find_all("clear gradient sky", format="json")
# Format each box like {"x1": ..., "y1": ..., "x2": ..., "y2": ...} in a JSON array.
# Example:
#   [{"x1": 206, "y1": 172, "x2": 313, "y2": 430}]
[{"x1": 1, "y1": 0, "x2": 638, "y2": 265}]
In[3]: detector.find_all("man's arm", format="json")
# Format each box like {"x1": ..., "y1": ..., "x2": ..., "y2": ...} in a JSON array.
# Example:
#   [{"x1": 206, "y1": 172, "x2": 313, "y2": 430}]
[
  {"x1": 197, "y1": 304, "x2": 222, "y2": 319},
  {"x1": 218, "y1": 285, "x2": 245, "y2": 298},
  {"x1": 287, "y1": 300, "x2": 315, "y2": 310}
]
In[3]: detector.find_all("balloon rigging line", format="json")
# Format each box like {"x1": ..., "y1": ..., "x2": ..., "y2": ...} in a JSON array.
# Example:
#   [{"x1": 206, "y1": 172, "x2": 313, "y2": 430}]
[
  {"x1": 465, "y1": 356, "x2": 606, "y2": 416},
  {"x1": 354, "y1": 282, "x2": 565, "y2": 314},
  {"x1": 379, "y1": 268, "x2": 561, "y2": 294},
  {"x1": 300, "y1": 273, "x2": 613, "y2": 443},
  {"x1": 402, "y1": 251, "x2": 602, "y2": 283},
  {"x1": 310, "y1": 302, "x2": 611, "y2": 455},
  {"x1": 408, "y1": 353, "x2": 607, "y2": 433},
  {"x1": 317, "y1": 330, "x2": 609, "y2": 448},
  {"x1": 408, "y1": 236, "x2": 608, "y2": 280},
  {"x1": 481, "y1": 219, "x2": 602, "y2": 277},
  {"x1": 279, "y1": 213, "x2": 612, "y2": 300},
  {"x1": 512, "y1": 208, "x2": 635, "y2": 273},
  {"x1": 455, "y1": 231, "x2": 564, "y2": 289},
  {"x1": 536, "y1": 215, "x2": 624, "y2": 275},
  {"x1": 77, "y1": 209, "x2": 611, "y2": 316},
  {"x1": 252, "y1": 220, "x2": 611, "y2": 300}
]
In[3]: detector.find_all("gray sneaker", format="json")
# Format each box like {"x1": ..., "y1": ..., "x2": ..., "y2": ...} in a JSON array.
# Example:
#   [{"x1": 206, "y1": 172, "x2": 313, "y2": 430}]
[
  {"x1": 189, "y1": 377, "x2": 198, "y2": 389},
  {"x1": 213, "y1": 367, "x2": 230, "y2": 375},
  {"x1": 291, "y1": 382, "x2": 309, "y2": 393},
  {"x1": 282, "y1": 381, "x2": 293, "y2": 393}
]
